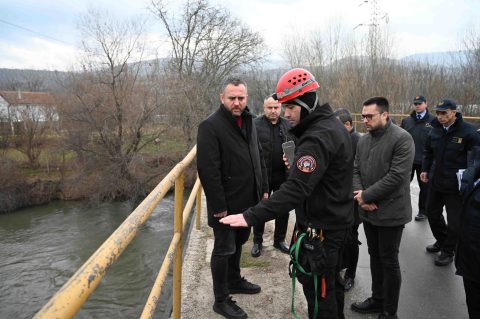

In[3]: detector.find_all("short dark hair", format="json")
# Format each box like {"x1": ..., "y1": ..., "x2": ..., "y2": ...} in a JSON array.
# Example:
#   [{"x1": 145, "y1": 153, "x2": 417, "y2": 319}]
[
  {"x1": 363, "y1": 96, "x2": 389, "y2": 113},
  {"x1": 334, "y1": 108, "x2": 352, "y2": 124},
  {"x1": 221, "y1": 77, "x2": 247, "y2": 93}
]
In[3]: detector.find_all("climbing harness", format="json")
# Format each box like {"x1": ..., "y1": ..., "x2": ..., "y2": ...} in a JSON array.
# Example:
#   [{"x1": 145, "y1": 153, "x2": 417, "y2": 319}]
[{"x1": 289, "y1": 227, "x2": 326, "y2": 319}]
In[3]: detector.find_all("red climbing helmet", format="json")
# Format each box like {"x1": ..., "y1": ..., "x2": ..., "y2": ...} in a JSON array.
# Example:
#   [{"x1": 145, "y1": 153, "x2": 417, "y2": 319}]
[{"x1": 275, "y1": 68, "x2": 319, "y2": 104}]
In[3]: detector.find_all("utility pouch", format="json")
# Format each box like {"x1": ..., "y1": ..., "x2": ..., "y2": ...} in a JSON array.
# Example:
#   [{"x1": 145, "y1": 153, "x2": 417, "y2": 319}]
[{"x1": 300, "y1": 236, "x2": 328, "y2": 275}]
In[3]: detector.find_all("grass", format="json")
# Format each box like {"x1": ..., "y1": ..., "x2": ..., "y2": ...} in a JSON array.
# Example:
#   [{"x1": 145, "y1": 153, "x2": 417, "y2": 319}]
[
  {"x1": 2, "y1": 126, "x2": 191, "y2": 183},
  {"x1": 140, "y1": 130, "x2": 189, "y2": 156},
  {"x1": 4, "y1": 148, "x2": 77, "y2": 164},
  {"x1": 240, "y1": 250, "x2": 271, "y2": 268}
]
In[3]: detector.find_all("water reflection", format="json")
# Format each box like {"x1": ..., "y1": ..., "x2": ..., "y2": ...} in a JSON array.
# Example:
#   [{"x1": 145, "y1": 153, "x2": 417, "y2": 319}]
[{"x1": 0, "y1": 197, "x2": 176, "y2": 318}]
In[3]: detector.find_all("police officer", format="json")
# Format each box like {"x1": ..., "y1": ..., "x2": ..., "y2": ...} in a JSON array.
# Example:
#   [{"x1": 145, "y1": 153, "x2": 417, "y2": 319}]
[
  {"x1": 421, "y1": 98, "x2": 480, "y2": 266},
  {"x1": 400, "y1": 96, "x2": 435, "y2": 221},
  {"x1": 221, "y1": 68, "x2": 354, "y2": 319},
  {"x1": 251, "y1": 97, "x2": 292, "y2": 257},
  {"x1": 457, "y1": 146, "x2": 480, "y2": 318}
]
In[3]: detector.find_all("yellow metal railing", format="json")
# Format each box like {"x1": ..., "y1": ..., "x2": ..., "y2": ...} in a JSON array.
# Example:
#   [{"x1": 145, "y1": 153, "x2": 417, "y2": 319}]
[{"x1": 34, "y1": 145, "x2": 202, "y2": 319}]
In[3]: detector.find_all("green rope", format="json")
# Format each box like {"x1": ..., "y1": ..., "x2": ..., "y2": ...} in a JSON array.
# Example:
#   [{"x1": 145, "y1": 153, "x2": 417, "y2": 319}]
[{"x1": 290, "y1": 233, "x2": 319, "y2": 319}]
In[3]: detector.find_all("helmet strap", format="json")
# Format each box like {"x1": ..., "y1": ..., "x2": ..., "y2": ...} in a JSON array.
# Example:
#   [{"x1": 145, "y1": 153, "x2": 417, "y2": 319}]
[{"x1": 292, "y1": 94, "x2": 318, "y2": 113}]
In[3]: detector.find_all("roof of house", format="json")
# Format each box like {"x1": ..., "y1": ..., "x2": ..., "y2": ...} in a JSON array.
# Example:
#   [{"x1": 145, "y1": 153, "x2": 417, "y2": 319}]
[{"x1": 0, "y1": 91, "x2": 55, "y2": 106}]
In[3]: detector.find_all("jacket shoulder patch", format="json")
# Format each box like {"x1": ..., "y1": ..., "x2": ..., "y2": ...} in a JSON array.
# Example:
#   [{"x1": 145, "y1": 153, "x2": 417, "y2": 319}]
[{"x1": 297, "y1": 155, "x2": 316, "y2": 173}]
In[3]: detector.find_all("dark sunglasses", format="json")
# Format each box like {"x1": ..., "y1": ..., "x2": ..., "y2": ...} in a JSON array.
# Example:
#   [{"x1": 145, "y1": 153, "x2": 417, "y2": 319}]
[{"x1": 414, "y1": 102, "x2": 423, "y2": 105}]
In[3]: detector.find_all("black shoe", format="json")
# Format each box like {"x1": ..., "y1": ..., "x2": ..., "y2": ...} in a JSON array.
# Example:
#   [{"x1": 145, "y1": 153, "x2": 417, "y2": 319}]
[
  {"x1": 273, "y1": 241, "x2": 290, "y2": 254},
  {"x1": 213, "y1": 297, "x2": 247, "y2": 319},
  {"x1": 415, "y1": 212, "x2": 427, "y2": 221},
  {"x1": 435, "y1": 252, "x2": 454, "y2": 266},
  {"x1": 344, "y1": 276, "x2": 355, "y2": 291},
  {"x1": 351, "y1": 297, "x2": 383, "y2": 314},
  {"x1": 228, "y1": 277, "x2": 261, "y2": 294},
  {"x1": 426, "y1": 242, "x2": 441, "y2": 253},
  {"x1": 378, "y1": 312, "x2": 398, "y2": 319},
  {"x1": 251, "y1": 243, "x2": 262, "y2": 258}
]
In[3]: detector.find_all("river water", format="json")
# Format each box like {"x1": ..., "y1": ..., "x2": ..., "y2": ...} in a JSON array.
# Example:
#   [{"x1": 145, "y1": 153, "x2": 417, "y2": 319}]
[{"x1": 0, "y1": 196, "x2": 178, "y2": 318}]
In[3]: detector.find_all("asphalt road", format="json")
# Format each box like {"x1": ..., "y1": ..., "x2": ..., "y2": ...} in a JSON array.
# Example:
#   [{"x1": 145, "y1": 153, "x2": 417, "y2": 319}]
[
  {"x1": 344, "y1": 180, "x2": 468, "y2": 319},
  {"x1": 182, "y1": 179, "x2": 469, "y2": 319}
]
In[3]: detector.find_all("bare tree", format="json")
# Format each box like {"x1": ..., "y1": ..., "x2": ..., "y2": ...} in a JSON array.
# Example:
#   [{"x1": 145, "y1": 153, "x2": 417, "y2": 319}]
[
  {"x1": 458, "y1": 26, "x2": 480, "y2": 113},
  {"x1": 58, "y1": 8, "x2": 166, "y2": 200},
  {"x1": 0, "y1": 71, "x2": 46, "y2": 92},
  {"x1": 150, "y1": 0, "x2": 267, "y2": 144},
  {"x1": 11, "y1": 102, "x2": 57, "y2": 168}
]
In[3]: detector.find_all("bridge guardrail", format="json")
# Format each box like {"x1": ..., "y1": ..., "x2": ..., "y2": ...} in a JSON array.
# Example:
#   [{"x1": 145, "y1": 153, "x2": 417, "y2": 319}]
[{"x1": 34, "y1": 145, "x2": 201, "y2": 319}]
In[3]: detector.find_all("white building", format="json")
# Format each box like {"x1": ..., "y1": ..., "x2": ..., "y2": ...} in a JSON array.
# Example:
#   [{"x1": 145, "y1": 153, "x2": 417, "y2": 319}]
[{"x1": 0, "y1": 90, "x2": 58, "y2": 135}]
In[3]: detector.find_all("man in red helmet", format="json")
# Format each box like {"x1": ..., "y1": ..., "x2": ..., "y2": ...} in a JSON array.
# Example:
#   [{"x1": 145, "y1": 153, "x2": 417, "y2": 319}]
[{"x1": 221, "y1": 68, "x2": 354, "y2": 319}]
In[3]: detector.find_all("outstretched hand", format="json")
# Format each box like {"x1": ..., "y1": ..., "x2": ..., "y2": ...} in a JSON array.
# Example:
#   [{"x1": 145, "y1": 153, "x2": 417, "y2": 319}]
[{"x1": 220, "y1": 214, "x2": 248, "y2": 227}]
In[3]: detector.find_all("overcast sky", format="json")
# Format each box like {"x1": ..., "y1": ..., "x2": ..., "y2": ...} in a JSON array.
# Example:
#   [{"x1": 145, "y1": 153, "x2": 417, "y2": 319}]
[{"x1": 1, "y1": 0, "x2": 479, "y2": 70}]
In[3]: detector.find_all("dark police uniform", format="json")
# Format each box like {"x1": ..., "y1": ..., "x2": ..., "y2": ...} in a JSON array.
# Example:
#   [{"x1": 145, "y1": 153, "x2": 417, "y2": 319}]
[
  {"x1": 422, "y1": 112, "x2": 480, "y2": 257},
  {"x1": 456, "y1": 146, "x2": 480, "y2": 318},
  {"x1": 401, "y1": 110, "x2": 435, "y2": 216},
  {"x1": 243, "y1": 103, "x2": 354, "y2": 319},
  {"x1": 252, "y1": 115, "x2": 291, "y2": 246}
]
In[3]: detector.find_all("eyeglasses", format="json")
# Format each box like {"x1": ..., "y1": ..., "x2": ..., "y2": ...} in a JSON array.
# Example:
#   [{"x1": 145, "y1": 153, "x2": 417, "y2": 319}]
[
  {"x1": 414, "y1": 102, "x2": 422, "y2": 106},
  {"x1": 361, "y1": 113, "x2": 381, "y2": 121}
]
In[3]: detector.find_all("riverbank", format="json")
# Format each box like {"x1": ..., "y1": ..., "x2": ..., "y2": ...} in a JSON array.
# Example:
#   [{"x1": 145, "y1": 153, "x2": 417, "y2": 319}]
[{"x1": 0, "y1": 157, "x2": 197, "y2": 214}]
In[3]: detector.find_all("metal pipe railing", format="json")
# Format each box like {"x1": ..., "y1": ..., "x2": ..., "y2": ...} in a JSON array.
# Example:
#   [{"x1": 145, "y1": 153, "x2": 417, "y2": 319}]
[
  {"x1": 140, "y1": 176, "x2": 202, "y2": 318},
  {"x1": 34, "y1": 145, "x2": 201, "y2": 319}
]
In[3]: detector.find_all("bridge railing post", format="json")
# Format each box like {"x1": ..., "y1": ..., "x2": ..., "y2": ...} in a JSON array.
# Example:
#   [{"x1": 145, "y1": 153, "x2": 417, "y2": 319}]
[
  {"x1": 196, "y1": 176, "x2": 202, "y2": 230},
  {"x1": 173, "y1": 171, "x2": 185, "y2": 319}
]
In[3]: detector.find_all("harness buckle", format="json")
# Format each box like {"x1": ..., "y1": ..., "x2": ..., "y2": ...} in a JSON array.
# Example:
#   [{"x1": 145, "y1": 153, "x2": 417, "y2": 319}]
[{"x1": 306, "y1": 227, "x2": 324, "y2": 240}]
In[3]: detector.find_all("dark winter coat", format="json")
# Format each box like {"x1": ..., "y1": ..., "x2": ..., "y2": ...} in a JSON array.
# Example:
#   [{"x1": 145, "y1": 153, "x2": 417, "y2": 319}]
[
  {"x1": 197, "y1": 105, "x2": 268, "y2": 229},
  {"x1": 456, "y1": 146, "x2": 480, "y2": 283},
  {"x1": 422, "y1": 113, "x2": 480, "y2": 193},
  {"x1": 350, "y1": 128, "x2": 361, "y2": 225},
  {"x1": 254, "y1": 115, "x2": 291, "y2": 184},
  {"x1": 400, "y1": 110, "x2": 435, "y2": 165},
  {"x1": 353, "y1": 120, "x2": 415, "y2": 227},
  {"x1": 350, "y1": 128, "x2": 361, "y2": 157},
  {"x1": 243, "y1": 103, "x2": 354, "y2": 230}
]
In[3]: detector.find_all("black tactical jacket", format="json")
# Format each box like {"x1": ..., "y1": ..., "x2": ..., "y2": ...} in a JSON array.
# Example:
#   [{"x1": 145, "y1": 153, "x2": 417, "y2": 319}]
[{"x1": 243, "y1": 103, "x2": 354, "y2": 230}]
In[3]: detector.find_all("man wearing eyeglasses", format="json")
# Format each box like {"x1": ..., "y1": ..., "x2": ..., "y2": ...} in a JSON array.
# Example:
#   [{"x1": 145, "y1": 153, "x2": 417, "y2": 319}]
[
  {"x1": 197, "y1": 78, "x2": 268, "y2": 319},
  {"x1": 420, "y1": 98, "x2": 480, "y2": 267},
  {"x1": 351, "y1": 97, "x2": 414, "y2": 319},
  {"x1": 400, "y1": 96, "x2": 435, "y2": 222}
]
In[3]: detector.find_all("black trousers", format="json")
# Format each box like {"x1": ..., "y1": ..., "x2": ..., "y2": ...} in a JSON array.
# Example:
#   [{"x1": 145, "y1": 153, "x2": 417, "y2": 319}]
[
  {"x1": 410, "y1": 164, "x2": 428, "y2": 214},
  {"x1": 211, "y1": 227, "x2": 251, "y2": 302},
  {"x1": 344, "y1": 224, "x2": 360, "y2": 279},
  {"x1": 426, "y1": 188, "x2": 461, "y2": 255},
  {"x1": 299, "y1": 228, "x2": 348, "y2": 319},
  {"x1": 253, "y1": 180, "x2": 289, "y2": 244},
  {"x1": 363, "y1": 222, "x2": 404, "y2": 315},
  {"x1": 463, "y1": 277, "x2": 480, "y2": 319}
]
